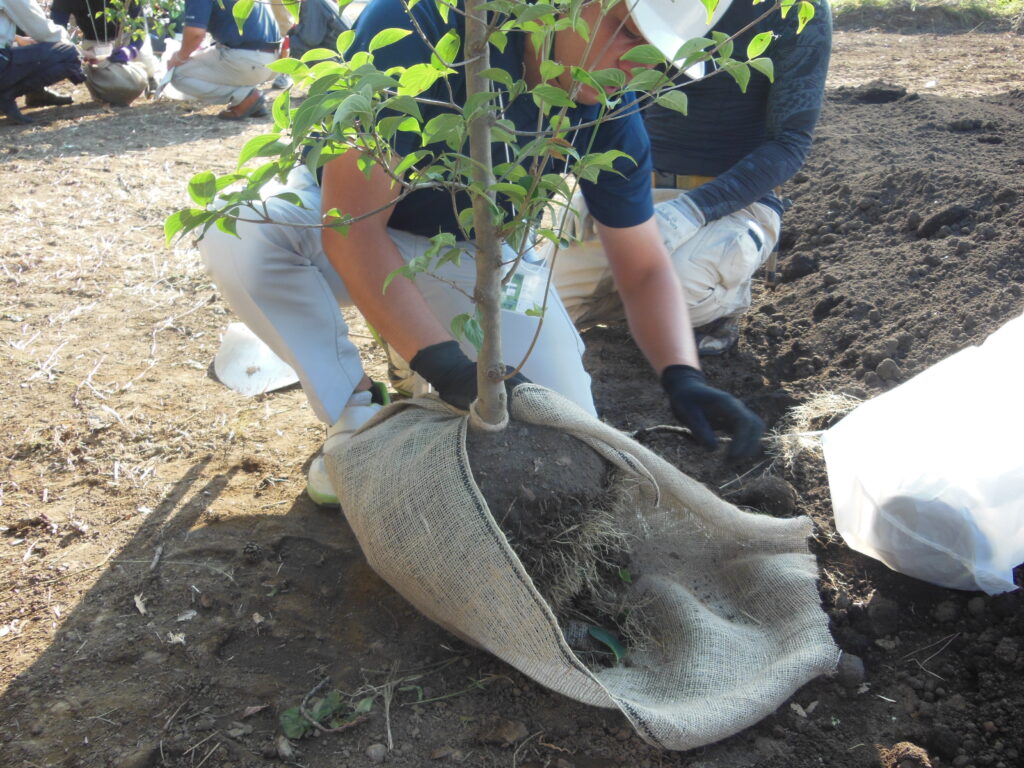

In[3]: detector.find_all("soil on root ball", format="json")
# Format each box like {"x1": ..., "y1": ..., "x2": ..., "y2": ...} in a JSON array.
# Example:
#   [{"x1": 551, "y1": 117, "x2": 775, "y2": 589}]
[{"x1": 465, "y1": 418, "x2": 645, "y2": 667}]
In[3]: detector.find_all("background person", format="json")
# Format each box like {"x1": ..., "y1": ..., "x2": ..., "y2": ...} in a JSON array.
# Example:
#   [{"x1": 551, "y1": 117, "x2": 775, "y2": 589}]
[
  {"x1": 553, "y1": 0, "x2": 832, "y2": 355},
  {"x1": 50, "y1": 0, "x2": 161, "y2": 86},
  {"x1": 167, "y1": 0, "x2": 280, "y2": 119},
  {"x1": 0, "y1": 0, "x2": 84, "y2": 123}
]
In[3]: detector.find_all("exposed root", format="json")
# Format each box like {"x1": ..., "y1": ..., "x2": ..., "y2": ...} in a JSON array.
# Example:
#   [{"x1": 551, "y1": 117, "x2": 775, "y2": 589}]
[{"x1": 768, "y1": 391, "x2": 862, "y2": 471}]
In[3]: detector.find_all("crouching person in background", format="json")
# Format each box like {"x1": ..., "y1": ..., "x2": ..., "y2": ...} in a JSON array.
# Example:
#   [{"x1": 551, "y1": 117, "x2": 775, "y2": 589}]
[{"x1": 0, "y1": 0, "x2": 84, "y2": 123}]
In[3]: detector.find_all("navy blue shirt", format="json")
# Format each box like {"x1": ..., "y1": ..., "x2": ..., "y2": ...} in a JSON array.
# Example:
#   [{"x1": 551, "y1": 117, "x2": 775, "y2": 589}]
[
  {"x1": 183, "y1": 0, "x2": 279, "y2": 49},
  {"x1": 349, "y1": 0, "x2": 653, "y2": 238},
  {"x1": 644, "y1": 0, "x2": 832, "y2": 221}
]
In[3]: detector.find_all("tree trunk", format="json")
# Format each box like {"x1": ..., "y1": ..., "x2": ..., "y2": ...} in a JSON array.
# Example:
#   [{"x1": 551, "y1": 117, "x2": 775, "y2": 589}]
[{"x1": 463, "y1": 0, "x2": 508, "y2": 429}]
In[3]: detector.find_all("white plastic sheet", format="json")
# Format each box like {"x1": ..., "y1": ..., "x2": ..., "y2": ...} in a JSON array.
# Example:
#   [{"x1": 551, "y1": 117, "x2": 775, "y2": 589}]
[
  {"x1": 213, "y1": 323, "x2": 299, "y2": 396},
  {"x1": 822, "y1": 310, "x2": 1024, "y2": 594}
]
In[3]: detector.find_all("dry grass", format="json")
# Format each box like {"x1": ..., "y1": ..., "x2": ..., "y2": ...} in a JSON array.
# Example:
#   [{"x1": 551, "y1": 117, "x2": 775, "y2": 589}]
[{"x1": 768, "y1": 391, "x2": 862, "y2": 471}]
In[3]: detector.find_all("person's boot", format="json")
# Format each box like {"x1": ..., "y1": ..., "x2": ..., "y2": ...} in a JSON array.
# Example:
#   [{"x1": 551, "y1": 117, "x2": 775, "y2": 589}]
[
  {"x1": 1, "y1": 99, "x2": 33, "y2": 124},
  {"x1": 306, "y1": 383, "x2": 390, "y2": 507},
  {"x1": 24, "y1": 87, "x2": 74, "y2": 107},
  {"x1": 217, "y1": 88, "x2": 268, "y2": 120}
]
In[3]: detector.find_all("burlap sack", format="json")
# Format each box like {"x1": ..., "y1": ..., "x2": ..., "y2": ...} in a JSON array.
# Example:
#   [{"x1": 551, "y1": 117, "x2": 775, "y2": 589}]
[
  {"x1": 327, "y1": 385, "x2": 839, "y2": 750},
  {"x1": 85, "y1": 60, "x2": 148, "y2": 106}
]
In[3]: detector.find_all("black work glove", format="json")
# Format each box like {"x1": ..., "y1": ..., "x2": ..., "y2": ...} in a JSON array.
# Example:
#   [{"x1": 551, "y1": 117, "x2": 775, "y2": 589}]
[
  {"x1": 660, "y1": 364, "x2": 765, "y2": 459},
  {"x1": 410, "y1": 340, "x2": 530, "y2": 411}
]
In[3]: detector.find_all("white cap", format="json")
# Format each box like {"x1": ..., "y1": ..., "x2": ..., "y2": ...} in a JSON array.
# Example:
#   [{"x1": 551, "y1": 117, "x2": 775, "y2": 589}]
[{"x1": 628, "y1": 0, "x2": 733, "y2": 63}]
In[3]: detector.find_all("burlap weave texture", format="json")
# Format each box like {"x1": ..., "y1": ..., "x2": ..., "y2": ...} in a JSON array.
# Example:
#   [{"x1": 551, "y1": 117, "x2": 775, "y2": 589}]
[{"x1": 327, "y1": 384, "x2": 839, "y2": 750}]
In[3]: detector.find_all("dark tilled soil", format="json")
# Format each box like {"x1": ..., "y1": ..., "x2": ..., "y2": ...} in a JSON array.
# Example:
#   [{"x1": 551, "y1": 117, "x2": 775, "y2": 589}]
[{"x1": 2, "y1": 17, "x2": 1024, "y2": 768}]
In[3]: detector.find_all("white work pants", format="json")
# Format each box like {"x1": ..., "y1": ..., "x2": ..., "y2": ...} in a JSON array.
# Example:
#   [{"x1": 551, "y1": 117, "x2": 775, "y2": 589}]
[
  {"x1": 170, "y1": 45, "x2": 274, "y2": 105},
  {"x1": 200, "y1": 168, "x2": 595, "y2": 425},
  {"x1": 552, "y1": 189, "x2": 781, "y2": 329}
]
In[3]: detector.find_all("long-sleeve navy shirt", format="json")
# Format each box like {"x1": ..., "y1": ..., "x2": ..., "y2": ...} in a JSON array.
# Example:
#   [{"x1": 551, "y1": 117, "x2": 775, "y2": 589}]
[{"x1": 644, "y1": 0, "x2": 832, "y2": 222}]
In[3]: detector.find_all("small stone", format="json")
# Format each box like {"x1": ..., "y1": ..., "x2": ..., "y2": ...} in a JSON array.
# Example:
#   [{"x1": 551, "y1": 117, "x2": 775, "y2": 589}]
[
  {"x1": 822, "y1": 272, "x2": 841, "y2": 286},
  {"x1": 766, "y1": 324, "x2": 786, "y2": 339},
  {"x1": 112, "y1": 745, "x2": 159, "y2": 768},
  {"x1": 993, "y1": 638, "x2": 1018, "y2": 665},
  {"x1": 781, "y1": 253, "x2": 819, "y2": 281},
  {"x1": 876, "y1": 358, "x2": 903, "y2": 381},
  {"x1": 967, "y1": 597, "x2": 986, "y2": 617},
  {"x1": 933, "y1": 601, "x2": 959, "y2": 623},
  {"x1": 867, "y1": 594, "x2": 900, "y2": 637},
  {"x1": 478, "y1": 718, "x2": 529, "y2": 746},
  {"x1": 836, "y1": 652, "x2": 866, "y2": 688},
  {"x1": 869, "y1": 308, "x2": 882, "y2": 323},
  {"x1": 366, "y1": 742, "x2": 388, "y2": 763},
  {"x1": 864, "y1": 371, "x2": 884, "y2": 388}
]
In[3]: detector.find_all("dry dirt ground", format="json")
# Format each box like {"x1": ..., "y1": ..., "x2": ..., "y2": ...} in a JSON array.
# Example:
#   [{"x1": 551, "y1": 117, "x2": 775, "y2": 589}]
[{"x1": 2, "y1": 12, "x2": 1024, "y2": 768}]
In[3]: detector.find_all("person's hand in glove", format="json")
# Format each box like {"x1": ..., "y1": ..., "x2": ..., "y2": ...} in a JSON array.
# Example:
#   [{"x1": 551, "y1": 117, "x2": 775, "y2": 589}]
[
  {"x1": 410, "y1": 340, "x2": 529, "y2": 410},
  {"x1": 653, "y1": 192, "x2": 705, "y2": 254},
  {"x1": 108, "y1": 45, "x2": 139, "y2": 64},
  {"x1": 661, "y1": 364, "x2": 765, "y2": 459}
]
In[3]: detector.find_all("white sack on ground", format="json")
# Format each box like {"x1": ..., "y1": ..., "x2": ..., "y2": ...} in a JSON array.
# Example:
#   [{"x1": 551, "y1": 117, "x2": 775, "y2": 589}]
[
  {"x1": 822, "y1": 310, "x2": 1024, "y2": 594},
  {"x1": 327, "y1": 385, "x2": 838, "y2": 751}
]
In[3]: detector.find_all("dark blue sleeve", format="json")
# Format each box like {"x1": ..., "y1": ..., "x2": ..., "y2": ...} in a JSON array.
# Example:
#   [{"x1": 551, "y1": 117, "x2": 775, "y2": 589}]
[
  {"x1": 182, "y1": 0, "x2": 213, "y2": 29},
  {"x1": 689, "y1": 0, "x2": 832, "y2": 222},
  {"x1": 580, "y1": 100, "x2": 654, "y2": 229}
]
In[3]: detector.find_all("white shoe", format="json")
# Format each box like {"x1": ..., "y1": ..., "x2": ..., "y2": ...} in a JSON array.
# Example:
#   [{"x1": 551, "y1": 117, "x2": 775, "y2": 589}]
[{"x1": 306, "y1": 395, "x2": 384, "y2": 507}]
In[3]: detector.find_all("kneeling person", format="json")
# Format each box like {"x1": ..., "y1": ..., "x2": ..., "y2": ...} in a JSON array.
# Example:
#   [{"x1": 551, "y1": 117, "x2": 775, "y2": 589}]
[
  {"x1": 199, "y1": 0, "x2": 764, "y2": 507},
  {"x1": 168, "y1": 0, "x2": 280, "y2": 119},
  {"x1": 553, "y1": 0, "x2": 832, "y2": 355}
]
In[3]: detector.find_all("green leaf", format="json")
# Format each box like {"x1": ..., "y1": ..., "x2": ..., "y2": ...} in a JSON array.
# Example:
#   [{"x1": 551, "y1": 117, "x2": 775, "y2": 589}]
[
  {"x1": 532, "y1": 83, "x2": 576, "y2": 109},
  {"x1": 587, "y1": 626, "x2": 626, "y2": 664},
  {"x1": 298, "y1": 47, "x2": 336, "y2": 63},
  {"x1": 517, "y1": 3, "x2": 557, "y2": 23},
  {"x1": 394, "y1": 150, "x2": 430, "y2": 177},
  {"x1": 481, "y1": 67, "x2": 513, "y2": 90},
  {"x1": 433, "y1": 29, "x2": 461, "y2": 65},
  {"x1": 618, "y1": 567, "x2": 633, "y2": 584},
  {"x1": 539, "y1": 60, "x2": 564, "y2": 82},
  {"x1": 620, "y1": 44, "x2": 664, "y2": 66},
  {"x1": 399, "y1": 63, "x2": 445, "y2": 96},
  {"x1": 797, "y1": 0, "x2": 816, "y2": 33},
  {"x1": 268, "y1": 57, "x2": 308, "y2": 77},
  {"x1": 724, "y1": 61, "x2": 751, "y2": 93},
  {"x1": 232, "y1": 0, "x2": 254, "y2": 34},
  {"x1": 188, "y1": 171, "x2": 217, "y2": 206},
  {"x1": 488, "y1": 29, "x2": 508, "y2": 52},
  {"x1": 749, "y1": 57, "x2": 774, "y2": 82},
  {"x1": 272, "y1": 88, "x2": 291, "y2": 130},
  {"x1": 588, "y1": 68, "x2": 626, "y2": 90},
  {"x1": 336, "y1": 29, "x2": 355, "y2": 55},
  {"x1": 214, "y1": 213, "x2": 239, "y2": 240},
  {"x1": 368, "y1": 27, "x2": 412, "y2": 52},
  {"x1": 746, "y1": 31, "x2": 774, "y2": 60},
  {"x1": 710, "y1": 30, "x2": 733, "y2": 60},
  {"x1": 435, "y1": 0, "x2": 451, "y2": 23},
  {"x1": 699, "y1": 0, "x2": 720, "y2": 22},
  {"x1": 382, "y1": 93, "x2": 423, "y2": 120},
  {"x1": 463, "y1": 314, "x2": 485, "y2": 351},
  {"x1": 655, "y1": 89, "x2": 688, "y2": 116},
  {"x1": 279, "y1": 706, "x2": 310, "y2": 739},
  {"x1": 238, "y1": 134, "x2": 284, "y2": 167},
  {"x1": 780, "y1": 0, "x2": 795, "y2": 18},
  {"x1": 625, "y1": 68, "x2": 669, "y2": 93},
  {"x1": 310, "y1": 691, "x2": 344, "y2": 722},
  {"x1": 353, "y1": 696, "x2": 375, "y2": 715}
]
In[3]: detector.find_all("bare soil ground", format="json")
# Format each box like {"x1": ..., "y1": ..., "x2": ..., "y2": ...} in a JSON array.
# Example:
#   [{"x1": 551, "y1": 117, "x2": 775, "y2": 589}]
[{"x1": 2, "y1": 15, "x2": 1024, "y2": 768}]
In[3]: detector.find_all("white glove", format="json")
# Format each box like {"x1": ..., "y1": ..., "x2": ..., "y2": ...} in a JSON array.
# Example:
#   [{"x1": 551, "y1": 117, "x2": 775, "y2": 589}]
[{"x1": 653, "y1": 192, "x2": 706, "y2": 254}]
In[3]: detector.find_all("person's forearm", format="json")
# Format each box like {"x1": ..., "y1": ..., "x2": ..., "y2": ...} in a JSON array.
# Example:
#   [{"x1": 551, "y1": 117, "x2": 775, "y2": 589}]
[
  {"x1": 170, "y1": 25, "x2": 206, "y2": 65},
  {"x1": 320, "y1": 155, "x2": 451, "y2": 362},
  {"x1": 596, "y1": 217, "x2": 700, "y2": 373}
]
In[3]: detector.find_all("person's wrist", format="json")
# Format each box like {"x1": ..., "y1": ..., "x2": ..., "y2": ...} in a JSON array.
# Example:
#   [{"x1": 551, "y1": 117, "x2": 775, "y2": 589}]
[{"x1": 660, "y1": 364, "x2": 704, "y2": 392}]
